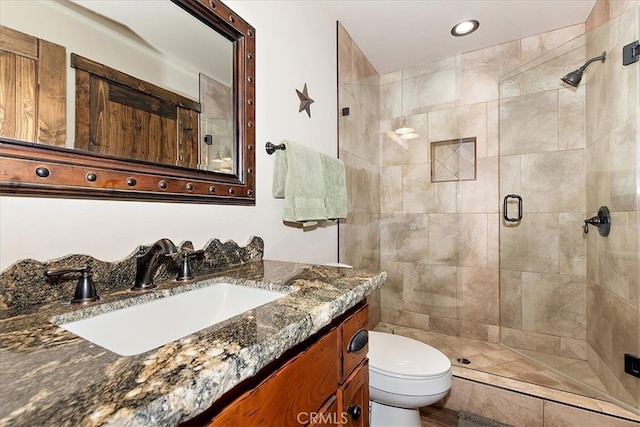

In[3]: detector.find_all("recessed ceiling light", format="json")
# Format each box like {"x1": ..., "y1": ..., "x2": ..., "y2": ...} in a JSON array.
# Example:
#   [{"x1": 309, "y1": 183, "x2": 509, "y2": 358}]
[{"x1": 451, "y1": 20, "x2": 479, "y2": 37}]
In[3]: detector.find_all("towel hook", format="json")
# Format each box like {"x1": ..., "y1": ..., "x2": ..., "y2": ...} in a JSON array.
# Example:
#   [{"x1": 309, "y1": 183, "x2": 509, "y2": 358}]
[{"x1": 265, "y1": 142, "x2": 286, "y2": 155}]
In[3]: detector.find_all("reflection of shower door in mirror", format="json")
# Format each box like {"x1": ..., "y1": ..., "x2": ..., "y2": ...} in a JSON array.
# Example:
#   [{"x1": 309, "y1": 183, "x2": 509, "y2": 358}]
[{"x1": 200, "y1": 73, "x2": 234, "y2": 174}]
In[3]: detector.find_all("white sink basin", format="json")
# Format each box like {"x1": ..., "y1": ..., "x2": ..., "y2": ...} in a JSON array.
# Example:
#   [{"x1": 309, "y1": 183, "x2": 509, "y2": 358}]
[{"x1": 56, "y1": 283, "x2": 286, "y2": 356}]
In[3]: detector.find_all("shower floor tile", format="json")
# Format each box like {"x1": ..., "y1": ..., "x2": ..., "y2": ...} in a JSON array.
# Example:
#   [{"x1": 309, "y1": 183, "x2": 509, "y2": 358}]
[{"x1": 373, "y1": 322, "x2": 607, "y2": 401}]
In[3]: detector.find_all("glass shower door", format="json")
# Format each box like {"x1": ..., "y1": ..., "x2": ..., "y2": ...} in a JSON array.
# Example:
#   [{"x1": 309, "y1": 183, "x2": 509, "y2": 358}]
[{"x1": 498, "y1": 5, "x2": 640, "y2": 413}]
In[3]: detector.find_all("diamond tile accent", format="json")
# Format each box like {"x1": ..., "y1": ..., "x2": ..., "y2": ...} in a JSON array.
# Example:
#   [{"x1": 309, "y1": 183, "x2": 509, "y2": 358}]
[{"x1": 431, "y1": 137, "x2": 477, "y2": 182}]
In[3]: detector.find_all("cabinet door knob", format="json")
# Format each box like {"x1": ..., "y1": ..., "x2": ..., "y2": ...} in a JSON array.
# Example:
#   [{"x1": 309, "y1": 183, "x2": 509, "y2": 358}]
[{"x1": 347, "y1": 404, "x2": 361, "y2": 420}]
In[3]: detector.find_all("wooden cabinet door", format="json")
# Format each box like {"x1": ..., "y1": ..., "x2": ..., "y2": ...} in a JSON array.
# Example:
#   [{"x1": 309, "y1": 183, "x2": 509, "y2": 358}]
[
  {"x1": 308, "y1": 396, "x2": 339, "y2": 427},
  {"x1": 208, "y1": 328, "x2": 339, "y2": 427},
  {"x1": 339, "y1": 305, "x2": 369, "y2": 384},
  {"x1": 338, "y1": 361, "x2": 369, "y2": 427}
]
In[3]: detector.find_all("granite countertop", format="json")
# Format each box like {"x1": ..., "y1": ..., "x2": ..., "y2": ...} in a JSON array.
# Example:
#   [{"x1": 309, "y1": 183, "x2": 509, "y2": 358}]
[{"x1": 0, "y1": 260, "x2": 386, "y2": 426}]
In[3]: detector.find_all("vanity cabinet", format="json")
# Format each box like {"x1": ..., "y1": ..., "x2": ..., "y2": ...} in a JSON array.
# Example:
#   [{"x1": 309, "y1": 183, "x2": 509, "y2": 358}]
[{"x1": 186, "y1": 302, "x2": 369, "y2": 426}]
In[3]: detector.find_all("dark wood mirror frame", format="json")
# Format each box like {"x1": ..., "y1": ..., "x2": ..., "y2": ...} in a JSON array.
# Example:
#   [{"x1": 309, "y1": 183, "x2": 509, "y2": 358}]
[{"x1": 0, "y1": 0, "x2": 255, "y2": 205}]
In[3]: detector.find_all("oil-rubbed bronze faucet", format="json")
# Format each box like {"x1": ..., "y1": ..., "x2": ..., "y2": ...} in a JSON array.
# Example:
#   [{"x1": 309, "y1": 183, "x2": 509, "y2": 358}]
[
  {"x1": 132, "y1": 238, "x2": 177, "y2": 291},
  {"x1": 45, "y1": 265, "x2": 99, "y2": 304}
]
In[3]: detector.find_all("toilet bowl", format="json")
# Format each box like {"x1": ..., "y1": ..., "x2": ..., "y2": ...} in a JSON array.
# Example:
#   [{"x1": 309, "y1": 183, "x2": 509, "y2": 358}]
[{"x1": 368, "y1": 331, "x2": 452, "y2": 427}]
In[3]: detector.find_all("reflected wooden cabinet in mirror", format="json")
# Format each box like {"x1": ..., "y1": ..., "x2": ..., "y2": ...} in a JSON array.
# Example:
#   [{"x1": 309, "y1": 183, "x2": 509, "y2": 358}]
[{"x1": 0, "y1": 0, "x2": 255, "y2": 204}]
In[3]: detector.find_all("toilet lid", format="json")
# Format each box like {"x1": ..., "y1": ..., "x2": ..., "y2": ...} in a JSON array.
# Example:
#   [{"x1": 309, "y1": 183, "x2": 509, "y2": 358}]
[{"x1": 368, "y1": 331, "x2": 451, "y2": 379}]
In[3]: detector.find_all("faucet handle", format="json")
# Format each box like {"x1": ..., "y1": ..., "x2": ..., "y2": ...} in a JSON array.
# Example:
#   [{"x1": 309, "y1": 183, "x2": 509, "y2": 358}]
[
  {"x1": 45, "y1": 266, "x2": 100, "y2": 304},
  {"x1": 176, "y1": 250, "x2": 204, "y2": 281}
]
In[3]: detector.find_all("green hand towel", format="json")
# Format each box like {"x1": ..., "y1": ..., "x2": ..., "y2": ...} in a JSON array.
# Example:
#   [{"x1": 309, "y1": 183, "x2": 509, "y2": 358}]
[
  {"x1": 272, "y1": 140, "x2": 328, "y2": 226},
  {"x1": 319, "y1": 153, "x2": 347, "y2": 220}
]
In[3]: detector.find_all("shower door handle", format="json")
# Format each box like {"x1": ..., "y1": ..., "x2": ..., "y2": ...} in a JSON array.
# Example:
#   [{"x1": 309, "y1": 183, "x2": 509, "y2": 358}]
[{"x1": 503, "y1": 194, "x2": 523, "y2": 222}]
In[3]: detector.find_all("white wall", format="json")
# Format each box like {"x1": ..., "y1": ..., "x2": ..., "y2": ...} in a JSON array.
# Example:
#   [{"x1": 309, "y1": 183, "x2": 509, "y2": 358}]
[{"x1": 0, "y1": 1, "x2": 338, "y2": 270}]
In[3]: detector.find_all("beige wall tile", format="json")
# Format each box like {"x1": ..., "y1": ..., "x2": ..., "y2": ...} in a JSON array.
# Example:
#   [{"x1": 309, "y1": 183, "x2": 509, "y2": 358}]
[
  {"x1": 521, "y1": 46, "x2": 585, "y2": 95},
  {"x1": 629, "y1": 212, "x2": 638, "y2": 306},
  {"x1": 500, "y1": 270, "x2": 522, "y2": 329},
  {"x1": 403, "y1": 165, "x2": 457, "y2": 213},
  {"x1": 611, "y1": 295, "x2": 639, "y2": 399},
  {"x1": 610, "y1": 0, "x2": 640, "y2": 17},
  {"x1": 587, "y1": 232, "x2": 599, "y2": 283},
  {"x1": 500, "y1": 213, "x2": 559, "y2": 274},
  {"x1": 380, "y1": 166, "x2": 403, "y2": 214},
  {"x1": 403, "y1": 56, "x2": 457, "y2": 81},
  {"x1": 428, "y1": 214, "x2": 460, "y2": 266},
  {"x1": 381, "y1": 132, "x2": 429, "y2": 167},
  {"x1": 501, "y1": 328, "x2": 561, "y2": 354},
  {"x1": 403, "y1": 67, "x2": 456, "y2": 115},
  {"x1": 586, "y1": 0, "x2": 610, "y2": 32},
  {"x1": 429, "y1": 316, "x2": 461, "y2": 336},
  {"x1": 427, "y1": 108, "x2": 456, "y2": 142},
  {"x1": 460, "y1": 157, "x2": 499, "y2": 213},
  {"x1": 585, "y1": 135, "x2": 611, "y2": 211},
  {"x1": 559, "y1": 213, "x2": 587, "y2": 276},
  {"x1": 348, "y1": 156, "x2": 380, "y2": 214},
  {"x1": 339, "y1": 88, "x2": 360, "y2": 154},
  {"x1": 522, "y1": 272, "x2": 587, "y2": 340},
  {"x1": 460, "y1": 321, "x2": 499, "y2": 343},
  {"x1": 486, "y1": 101, "x2": 499, "y2": 158},
  {"x1": 380, "y1": 306, "x2": 429, "y2": 330},
  {"x1": 337, "y1": 23, "x2": 353, "y2": 84},
  {"x1": 587, "y1": 280, "x2": 613, "y2": 366},
  {"x1": 459, "y1": 41, "x2": 521, "y2": 106},
  {"x1": 500, "y1": 91, "x2": 559, "y2": 155},
  {"x1": 499, "y1": 76, "x2": 521, "y2": 99},
  {"x1": 521, "y1": 24, "x2": 585, "y2": 65},
  {"x1": 460, "y1": 214, "x2": 488, "y2": 268},
  {"x1": 610, "y1": 118, "x2": 638, "y2": 212},
  {"x1": 380, "y1": 121, "x2": 412, "y2": 166},
  {"x1": 603, "y1": 212, "x2": 631, "y2": 301},
  {"x1": 499, "y1": 155, "x2": 521, "y2": 196},
  {"x1": 380, "y1": 213, "x2": 428, "y2": 263},
  {"x1": 428, "y1": 103, "x2": 487, "y2": 158},
  {"x1": 461, "y1": 267, "x2": 499, "y2": 325},
  {"x1": 404, "y1": 263, "x2": 459, "y2": 318},
  {"x1": 379, "y1": 80, "x2": 401, "y2": 121},
  {"x1": 559, "y1": 86, "x2": 586, "y2": 151},
  {"x1": 379, "y1": 260, "x2": 404, "y2": 310},
  {"x1": 560, "y1": 337, "x2": 588, "y2": 360},
  {"x1": 487, "y1": 214, "x2": 500, "y2": 269},
  {"x1": 379, "y1": 70, "x2": 401, "y2": 86},
  {"x1": 520, "y1": 150, "x2": 586, "y2": 213},
  {"x1": 444, "y1": 377, "x2": 544, "y2": 426},
  {"x1": 339, "y1": 213, "x2": 380, "y2": 270}
]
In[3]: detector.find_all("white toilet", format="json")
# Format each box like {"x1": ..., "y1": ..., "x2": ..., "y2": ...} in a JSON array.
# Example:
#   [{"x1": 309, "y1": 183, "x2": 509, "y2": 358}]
[{"x1": 368, "y1": 330, "x2": 452, "y2": 427}]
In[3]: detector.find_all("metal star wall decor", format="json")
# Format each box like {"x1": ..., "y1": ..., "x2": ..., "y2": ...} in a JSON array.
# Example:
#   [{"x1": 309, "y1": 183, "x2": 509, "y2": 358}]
[{"x1": 296, "y1": 83, "x2": 314, "y2": 118}]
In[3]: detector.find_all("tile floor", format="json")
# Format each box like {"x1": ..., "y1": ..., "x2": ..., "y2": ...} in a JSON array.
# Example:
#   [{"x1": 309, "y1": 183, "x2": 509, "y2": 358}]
[
  {"x1": 373, "y1": 323, "x2": 640, "y2": 425},
  {"x1": 373, "y1": 322, "x2": 606, "y2": 399}
]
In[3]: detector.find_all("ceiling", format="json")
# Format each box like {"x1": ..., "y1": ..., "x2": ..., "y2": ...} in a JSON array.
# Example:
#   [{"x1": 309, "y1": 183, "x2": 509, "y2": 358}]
[{"x1": 318, "y1": 0, "x2": 596, "y2": 75}]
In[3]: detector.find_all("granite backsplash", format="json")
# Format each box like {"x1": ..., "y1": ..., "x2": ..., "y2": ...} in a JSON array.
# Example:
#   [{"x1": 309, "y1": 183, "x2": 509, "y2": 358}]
[{"x1": 0, "y1": 236, "x2": 264, "y2": 311}]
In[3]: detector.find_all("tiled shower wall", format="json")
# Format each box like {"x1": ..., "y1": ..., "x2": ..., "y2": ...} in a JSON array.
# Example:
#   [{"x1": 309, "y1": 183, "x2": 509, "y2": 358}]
[
  {"x1": 338, "y1": 0, "x2": 640, "y2": 412},
  {"x1": 584, "y1": 1, "x2": 639, "y2": 410},
  {"x1": 337, "y1": 24, "x2": 382, "y2": 326},
  {"x1": 378, "y1": 24, "x2": 586, "y2": 347}
]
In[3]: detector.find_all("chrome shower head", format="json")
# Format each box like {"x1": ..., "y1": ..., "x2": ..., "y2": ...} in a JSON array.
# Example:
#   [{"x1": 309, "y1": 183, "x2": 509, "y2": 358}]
[{"x1": 561, "y1": 52, "x2": 606, "y2": 87}]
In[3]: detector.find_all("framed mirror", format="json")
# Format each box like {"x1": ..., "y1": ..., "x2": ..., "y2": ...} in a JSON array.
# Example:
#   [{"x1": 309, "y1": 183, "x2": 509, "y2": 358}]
[{"x1": 0, "y1": 0, "x2": 255, "y2": 204}]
